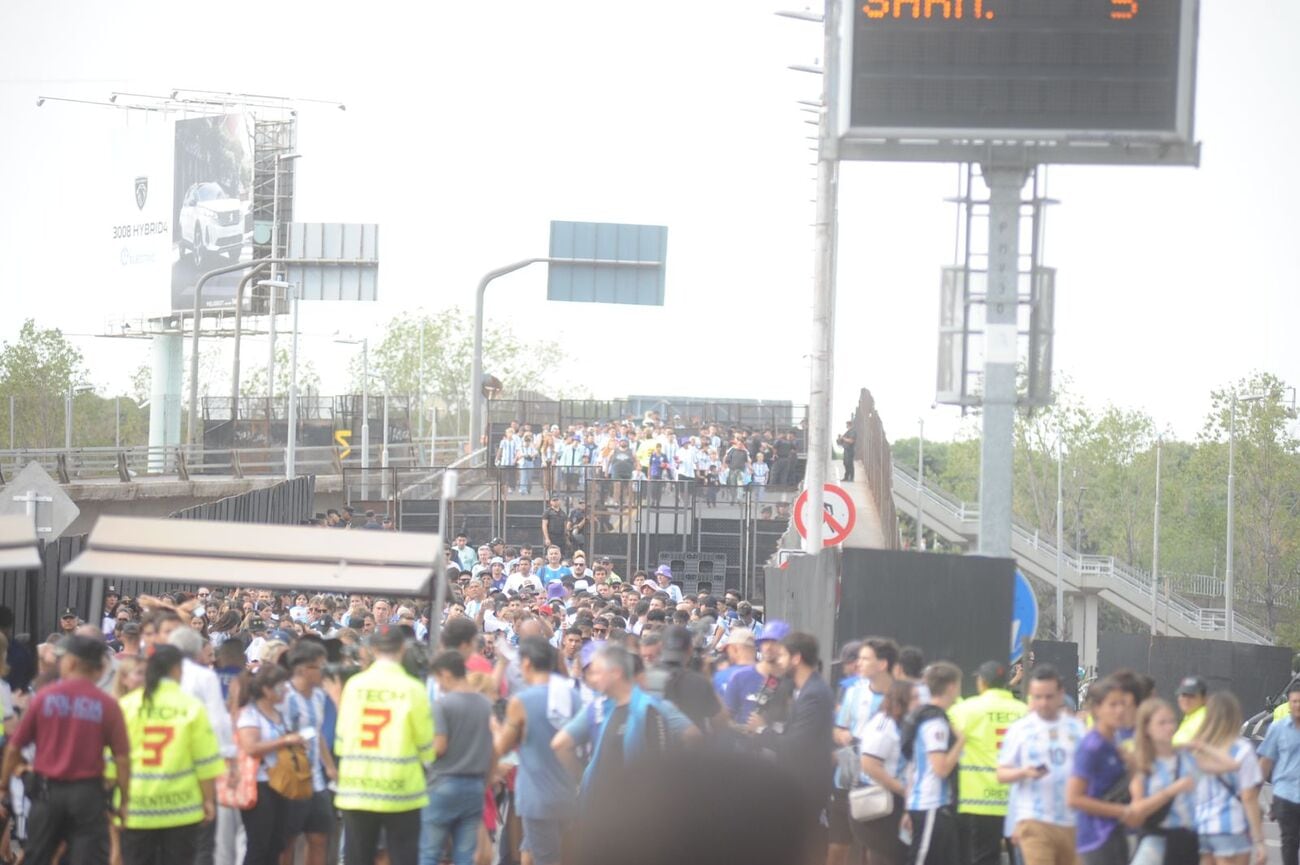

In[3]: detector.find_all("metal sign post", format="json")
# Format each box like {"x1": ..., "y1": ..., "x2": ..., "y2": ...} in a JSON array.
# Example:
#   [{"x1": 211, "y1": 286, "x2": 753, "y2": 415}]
[{"x1": 469, "y1": 225, "x2": 667, "y2": 454}]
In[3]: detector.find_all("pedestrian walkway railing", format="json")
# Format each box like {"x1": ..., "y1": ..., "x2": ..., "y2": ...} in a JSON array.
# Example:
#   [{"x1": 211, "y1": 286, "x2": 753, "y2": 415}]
[
  {"x1": 0, "y1": 438, "x2": 470, "y2": 484},
  {"x1": 891, "y1": 464, "x2": 1273, "y2": 645}
]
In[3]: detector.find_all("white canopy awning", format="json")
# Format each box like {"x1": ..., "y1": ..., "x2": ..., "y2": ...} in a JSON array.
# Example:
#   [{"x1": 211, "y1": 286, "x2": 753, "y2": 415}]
[
  {"x1": 0, "y1": 515, "x2": 41, "y2": 571},
  {"x1": 64, "y1": 516, "x2": 441, "y2": 596}
]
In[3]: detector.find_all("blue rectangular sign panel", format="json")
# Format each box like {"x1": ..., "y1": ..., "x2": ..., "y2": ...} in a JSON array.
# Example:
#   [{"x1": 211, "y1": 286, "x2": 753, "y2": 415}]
[{"x1": 547, "y1": 221, "x2": 667, "y2": 306}]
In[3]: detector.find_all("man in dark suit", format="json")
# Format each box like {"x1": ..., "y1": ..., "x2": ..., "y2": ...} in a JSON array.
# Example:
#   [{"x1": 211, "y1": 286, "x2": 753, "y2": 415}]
[{"x1": 747, "y1": 631, "x2": 834, "y2": 865}]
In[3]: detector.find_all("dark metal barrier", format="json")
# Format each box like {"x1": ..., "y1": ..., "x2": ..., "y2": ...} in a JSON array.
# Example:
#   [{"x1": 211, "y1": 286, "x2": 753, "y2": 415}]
[
  {"x1": 1098, "y1": 634, "x2": 1293, "y2": 719},
  {"x1": 170, "y1": 475, "x2": 316, "y2": 524},
  {"x1": 389, "y1": 464, "x2": 794, "y2": 601},
  {"x1": 836, "y1": 548, "x2": 1015, "y2": 696}
]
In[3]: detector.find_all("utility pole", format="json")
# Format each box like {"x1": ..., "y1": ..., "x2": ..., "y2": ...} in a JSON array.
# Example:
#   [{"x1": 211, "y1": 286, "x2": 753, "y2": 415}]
[
  {"x1": 1056, "y1": 437, "x2": 1065, "y2": 640},
  {"x1": 1151, "y1": 437, "x2": 1162, "y2": 635},
  {"x1": 803, "y1": 0, "x2": 842, "y2": 553},
  {"x1": 977, "y1": 167, "x2": 1028, "y2": 557}
]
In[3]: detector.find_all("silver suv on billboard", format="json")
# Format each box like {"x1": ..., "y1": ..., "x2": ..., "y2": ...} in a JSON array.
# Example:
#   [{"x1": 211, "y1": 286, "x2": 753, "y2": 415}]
[{"x1": 179, "y1": 181, "x2": 246, "y2": 267}]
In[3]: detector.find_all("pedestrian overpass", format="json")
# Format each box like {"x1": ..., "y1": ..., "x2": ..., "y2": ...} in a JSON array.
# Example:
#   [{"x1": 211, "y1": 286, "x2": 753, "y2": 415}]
[{"x1": 889, "y1": 465, "x2": 1272, "y2": 669}]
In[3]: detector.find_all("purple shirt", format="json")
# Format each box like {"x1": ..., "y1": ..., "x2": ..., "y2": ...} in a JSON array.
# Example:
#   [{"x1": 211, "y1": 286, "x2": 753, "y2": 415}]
[{"x1": 1071, "y1": 729, "x2": 1126, "y2": 852}]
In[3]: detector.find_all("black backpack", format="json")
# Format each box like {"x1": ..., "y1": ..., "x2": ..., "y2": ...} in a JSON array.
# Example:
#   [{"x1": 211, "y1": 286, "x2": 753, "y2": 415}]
[
  {"x1": 899, "y1": 704, "x2": 955, "y2": 761},
  {"x1": 899, "y1": 704, "x2": 960, "y2": 802}
]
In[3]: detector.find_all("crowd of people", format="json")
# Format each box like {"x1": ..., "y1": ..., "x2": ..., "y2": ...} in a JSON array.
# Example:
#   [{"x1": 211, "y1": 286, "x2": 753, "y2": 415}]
[
  {"x1": 0, "y1": 517, "x2": 1292, "y2": 865},
  {"x1": 490, "y1": 414, "x2": 805, "y2": 498}
]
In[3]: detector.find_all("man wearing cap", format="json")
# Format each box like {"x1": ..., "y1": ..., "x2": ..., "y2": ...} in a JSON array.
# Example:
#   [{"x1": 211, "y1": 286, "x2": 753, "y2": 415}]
[
  {"x1": 0, "y1": 635, "x2": 131, "y2": 865},
  {"x1": 949, "y1": 660, "x2": 1028, "y2": 865},
  {"x1": 58, "y1": 608, "x2": 79, "y2": 637},
  {"x1": 655, "y1": 565, "x2": 683, "y2": 604},
  {"x1": 1172, "y1": 676, "x2": 1208, "y2": 746}
]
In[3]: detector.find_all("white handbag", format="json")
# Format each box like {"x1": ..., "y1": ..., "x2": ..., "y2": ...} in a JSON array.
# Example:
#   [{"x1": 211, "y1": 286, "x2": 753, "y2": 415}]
[{"x1": 849, "y1": 782, "x2": 893, "y2": 822}]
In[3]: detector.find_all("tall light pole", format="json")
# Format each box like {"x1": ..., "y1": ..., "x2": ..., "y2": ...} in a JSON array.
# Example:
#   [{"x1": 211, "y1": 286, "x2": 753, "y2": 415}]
[
  {"x1": 267, "y1": 152, "x2": 301, "y2": 406},
  {"x1": 65, "y1": 384, "x2": 92, "y2": 450},
  {"x1": 1151, "y1": 437, "x2": 1162, "y2": 635},
  {"x1": 1226, "y1": 392, "x2": 1264, "y2": 641},
  {"x1": 915, "y1": 419, "x2": 925, "y2": 549},
  {"x1": 1056, "y1": 437, "x2": 1065, "y2": 640},
  {"x1": 777, "y1": 3, "x2": 841, "y2": 553},
  {"x1": 1074, "y1": 484, "x2": 1088, "y2": 554}
]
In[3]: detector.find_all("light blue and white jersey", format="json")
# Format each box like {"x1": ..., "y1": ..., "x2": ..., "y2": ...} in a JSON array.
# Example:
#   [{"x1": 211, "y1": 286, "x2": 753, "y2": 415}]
[
  {"x1": 860, "y1": 713, "x2": 905, "y2": 785},
  {"x1": 497, "y1": 435, "x2": 520, "y2": 467},
  {"x1": 1145, "y1": 751, "x2": 1198, "y2": 830},
  {"x1": 1194, "y1": 738, "x2": 1261, "y2": 836},
  {"x1": 999, "y1": 712, "x2": 1085, "y2": 828},
  {"x1": 836, "y1": 680, "x2": 885, "y2": 743},
  {"x1": 906, "y1": 717, "x2": 953, "y2": 811}
]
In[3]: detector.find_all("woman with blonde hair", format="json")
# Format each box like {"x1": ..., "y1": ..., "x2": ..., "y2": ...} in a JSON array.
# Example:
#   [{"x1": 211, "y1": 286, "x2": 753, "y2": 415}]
[
  {"x1": 1190, "y1": 692, "x2": 1265, "y2": 865},
  {"x1": 1126, "y1": 697, "x2": 1238, "y2": 865}
]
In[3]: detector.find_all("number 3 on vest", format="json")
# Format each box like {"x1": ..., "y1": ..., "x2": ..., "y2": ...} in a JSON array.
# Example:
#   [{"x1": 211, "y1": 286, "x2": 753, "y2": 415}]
[
  {"x1": 142, "y1": 726, "x2": 176, "y2": 766},
  {"x1": 360, "y1": 708, "x2": 392, "y2": 748}
]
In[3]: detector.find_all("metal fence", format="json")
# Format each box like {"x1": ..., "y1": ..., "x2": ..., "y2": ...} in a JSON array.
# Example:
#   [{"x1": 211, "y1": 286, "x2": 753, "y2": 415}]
[
  {"x1": 486, "y1": 398, "x2": 809, "y2": 440},
  {"x1": 378, "y1": 462, "x2": 794, "y2": 601},
  {"x1": 0, "y1": 393, "x2": 151, "y2": 451},
  {"x1": 853, "y1": 388, "x2": 901, "y2": 549}
]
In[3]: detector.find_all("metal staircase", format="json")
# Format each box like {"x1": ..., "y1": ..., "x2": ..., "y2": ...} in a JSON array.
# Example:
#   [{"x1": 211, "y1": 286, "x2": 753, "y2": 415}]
[{"x1": 890, "y1": 465, "x2": 1272, "y2": 645}]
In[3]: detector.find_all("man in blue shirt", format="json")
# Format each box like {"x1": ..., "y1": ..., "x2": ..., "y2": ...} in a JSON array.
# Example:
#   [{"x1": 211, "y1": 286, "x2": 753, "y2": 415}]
[{"x1": 1260, "y1": 682, "x2": 1300, "y2": 865}]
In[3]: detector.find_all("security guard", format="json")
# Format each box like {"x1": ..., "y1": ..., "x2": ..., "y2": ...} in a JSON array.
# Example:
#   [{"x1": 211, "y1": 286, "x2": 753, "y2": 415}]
[
  {"x1": 119, "y1": 645, "x2": 223, "y2": 862},
  {"x1": 335, "y1": 626, "x2": 435, "y2": 865},
  {"x1": 949, "y1": 660, "x2": 1027, "y2": 865},
  {"x1": 1173, "y1": 675, "x2": 1208, "y2": 745}
]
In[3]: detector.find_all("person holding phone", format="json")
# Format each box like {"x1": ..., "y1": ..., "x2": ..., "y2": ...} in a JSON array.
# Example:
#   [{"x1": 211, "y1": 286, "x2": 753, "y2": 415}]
[{"x1": 996, "y1": 665, "x2": 1086, "y2": 865}]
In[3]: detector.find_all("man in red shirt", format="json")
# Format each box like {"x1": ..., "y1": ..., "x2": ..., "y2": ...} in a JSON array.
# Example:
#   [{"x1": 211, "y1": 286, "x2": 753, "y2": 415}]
[{"x1": 0, "y1": 635, "x2": 131, "y2": 865}]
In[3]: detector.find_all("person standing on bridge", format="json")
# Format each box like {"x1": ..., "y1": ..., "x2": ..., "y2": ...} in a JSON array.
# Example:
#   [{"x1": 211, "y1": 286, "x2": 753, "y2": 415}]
[{"x1": 837, "y1": 422, "x2": 856, "y2": 482}]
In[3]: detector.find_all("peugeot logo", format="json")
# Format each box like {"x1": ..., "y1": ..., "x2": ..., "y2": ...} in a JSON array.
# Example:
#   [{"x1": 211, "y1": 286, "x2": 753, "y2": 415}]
[{"x1": 134, "y1": 176, "x2": 148, "y2": 211}]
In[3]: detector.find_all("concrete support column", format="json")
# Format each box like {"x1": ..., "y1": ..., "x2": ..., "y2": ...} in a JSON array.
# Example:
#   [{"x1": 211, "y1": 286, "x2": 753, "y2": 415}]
[
  {"x1": 149, "y1": 332, "x2": 183, "y2": 473},
  {"x1": 1078, "y1": 591, "x2": 1100, "y2": 673}
]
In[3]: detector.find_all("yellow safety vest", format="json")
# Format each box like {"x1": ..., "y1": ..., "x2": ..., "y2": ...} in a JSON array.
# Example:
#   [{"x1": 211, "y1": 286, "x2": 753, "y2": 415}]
[
  {"x1": 1172, "y1": 705, "x2": 1205, "y2": 746},
  {"x1": 119, "y1": 679, "x2": 224, "y2": 830},
  {"x1": 950, "y1": 688, "x2": 1027, "y2": 815},
  {"x1": 1275, "y1": 703, "x2": 1290, "y2": 722},
  {"x1": 334, "y1": 658, "x2": 435, "y2": 813}
]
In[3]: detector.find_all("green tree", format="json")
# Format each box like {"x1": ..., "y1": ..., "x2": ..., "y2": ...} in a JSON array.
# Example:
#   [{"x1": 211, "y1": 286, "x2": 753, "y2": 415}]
[
  {"x1": 351, "y1": 307, "x2": 567, "y2": 434},
  {"x1": 0, "y1": 320, "x2": 87, "y2": 449},
  {"x1": 1198, "y1": 373, "x2": 1300, "y2": 635},
  {"x1": 242, "y1": 346, "x2": 322, "y2": 399}
]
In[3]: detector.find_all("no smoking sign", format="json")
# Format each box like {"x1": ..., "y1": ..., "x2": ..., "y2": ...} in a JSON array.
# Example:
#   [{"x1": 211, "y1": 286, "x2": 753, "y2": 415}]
[{"x1": 793, "y1": 484, "x2": 857, "y2": 548}]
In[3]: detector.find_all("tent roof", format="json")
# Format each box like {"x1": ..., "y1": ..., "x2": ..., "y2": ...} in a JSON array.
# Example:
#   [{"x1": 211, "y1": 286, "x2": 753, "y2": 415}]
[
  {"x1": 0, "y1": 515, "x2": 41, "y2": 571},
  {"x1": 64, "y1": 516, "x2": 440, "y2": 595}
]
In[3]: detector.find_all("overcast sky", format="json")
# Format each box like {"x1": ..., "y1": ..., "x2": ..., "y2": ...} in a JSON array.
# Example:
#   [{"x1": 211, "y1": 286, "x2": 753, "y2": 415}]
[{"x1": 1, "y1": 0, "x2": 1297, "y2": 444}]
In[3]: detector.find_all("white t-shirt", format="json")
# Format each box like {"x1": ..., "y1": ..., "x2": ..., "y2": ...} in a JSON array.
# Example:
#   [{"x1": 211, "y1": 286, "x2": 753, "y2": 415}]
[
  {"x1": 860, "y1": 713, "x2": 905, "y2": 785},
  {"x1": 999, "y1": 712, "x2": 1087, "y2": 828},
  {"x1": 505, "y1": 572, "x2": 543, "y2": 595}
]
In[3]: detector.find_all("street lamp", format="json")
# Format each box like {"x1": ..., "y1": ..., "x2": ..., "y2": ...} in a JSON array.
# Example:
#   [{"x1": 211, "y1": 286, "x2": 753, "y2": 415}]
[
  {"x1": 64, "y1": 384, "x2": 94, "y2": 450},
  {"x1": 267, "y1": 152, "x2": 301, "y2": 405},
  {"x1": 1226, "y1": 392, "x2": 1265, "y2": 641},
  {"x1": 1074, "y1": 485, "x2": 1088, "y2": 554}
]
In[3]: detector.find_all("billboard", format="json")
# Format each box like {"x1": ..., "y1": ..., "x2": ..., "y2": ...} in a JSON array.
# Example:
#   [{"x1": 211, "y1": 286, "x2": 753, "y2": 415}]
[
  {"x1": 109, "y1": 112, "x2": 265, "y2": 315},
  {"x1": 110, "y1": 115, "x2": 173, "y2": 306},
  {"x1": 170, "y1": 114, "x2": 254, "y2": 312}
]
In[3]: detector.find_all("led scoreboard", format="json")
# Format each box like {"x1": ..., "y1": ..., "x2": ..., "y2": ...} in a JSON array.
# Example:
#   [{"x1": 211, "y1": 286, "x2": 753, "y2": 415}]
[{"x1": 837, "y1": 0, "x2": 1199, "y2": 164}]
